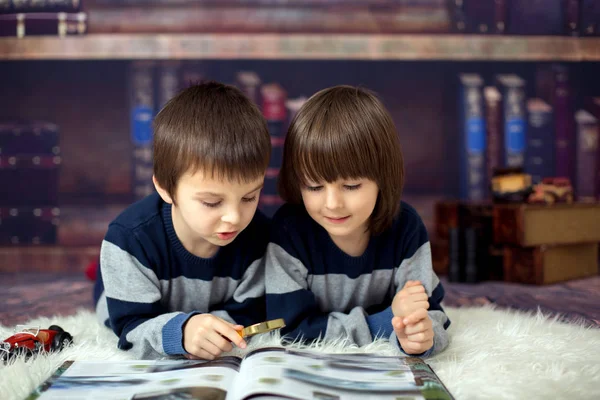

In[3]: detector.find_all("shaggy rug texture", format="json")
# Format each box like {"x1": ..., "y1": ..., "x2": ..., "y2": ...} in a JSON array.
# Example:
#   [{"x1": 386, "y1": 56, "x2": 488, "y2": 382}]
[{"x1": 1, "y1": 305, "x2": 599, "y2": 400}]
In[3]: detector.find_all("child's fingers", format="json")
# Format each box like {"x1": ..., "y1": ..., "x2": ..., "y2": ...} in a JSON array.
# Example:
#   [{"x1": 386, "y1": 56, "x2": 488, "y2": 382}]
[
  {"x1": 406, "y1": 330, "x2": 434, "y2": 344},
  {"x1": 403, "y1": 308, "x2": 428, "y2": 326},
  {"x1": 208, "y1": 331, "x2": 234, "y2": 353},
  {"x1": 403, "y1": 321, "x2": 428, "y2": 336},
  {"x1": 216, "y1": 320, "x2": 247, "y2": 349}
]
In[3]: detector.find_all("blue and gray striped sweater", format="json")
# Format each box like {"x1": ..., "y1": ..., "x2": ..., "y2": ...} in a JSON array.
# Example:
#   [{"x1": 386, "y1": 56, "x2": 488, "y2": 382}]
[
  {"x1": 265, "y1": 202, "x2": 450, "y2": 356},
  {"x1": 93, "y1": 192, "x2": 269, "y2": 359}
]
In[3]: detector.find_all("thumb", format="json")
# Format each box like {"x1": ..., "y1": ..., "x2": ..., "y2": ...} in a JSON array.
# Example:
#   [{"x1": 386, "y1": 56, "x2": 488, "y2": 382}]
[{"x1": 392, "y1": 316, "x2": 405, "y2": 334}]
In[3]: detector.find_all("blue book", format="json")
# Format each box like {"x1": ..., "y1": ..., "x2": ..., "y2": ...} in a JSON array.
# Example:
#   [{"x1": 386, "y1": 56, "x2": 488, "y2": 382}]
[
  {"x1": 458, "y1": 74, "x2": 486, "y2": 201},
  {"x1": 525, "y1": 99, "x2": 555, "y2": 184},
  {"x1": 497, "y1": 74, "x2": 527, "y2": 169},
  {"x1": 130, "y1": 61, "x2": 156, "y2": 201}
]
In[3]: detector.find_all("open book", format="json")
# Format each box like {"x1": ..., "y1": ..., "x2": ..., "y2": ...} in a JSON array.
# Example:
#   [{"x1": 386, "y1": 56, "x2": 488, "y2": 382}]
[{"x1": 27, "y1": 347, "x2": 454, "y2": 400}]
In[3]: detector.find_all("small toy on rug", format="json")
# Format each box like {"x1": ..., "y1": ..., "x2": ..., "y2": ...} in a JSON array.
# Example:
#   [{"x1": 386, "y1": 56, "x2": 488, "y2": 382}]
[{"x1": 1, "y1": 325, "x2": 73, "y2": 363}]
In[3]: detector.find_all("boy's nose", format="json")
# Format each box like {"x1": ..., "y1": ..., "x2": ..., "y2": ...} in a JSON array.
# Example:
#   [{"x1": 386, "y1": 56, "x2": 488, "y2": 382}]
[{"x1": 221, "y1": 207, "x2": 241, "y2": 225}]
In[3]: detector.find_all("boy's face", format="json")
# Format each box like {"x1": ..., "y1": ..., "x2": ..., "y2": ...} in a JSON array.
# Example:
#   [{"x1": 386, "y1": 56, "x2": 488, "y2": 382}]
[
  {"x1": 300, "y1": 178, "x2": 378, "y2": 242},
  {"x1": 155, "y1": 170, "x2": 264, "y2": 257}
]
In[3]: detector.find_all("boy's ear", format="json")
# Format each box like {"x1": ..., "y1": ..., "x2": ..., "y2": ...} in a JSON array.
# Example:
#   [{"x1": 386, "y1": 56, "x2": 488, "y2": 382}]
[{"x1": 153, "y1": 175, "x2": 174, "y2": 204}]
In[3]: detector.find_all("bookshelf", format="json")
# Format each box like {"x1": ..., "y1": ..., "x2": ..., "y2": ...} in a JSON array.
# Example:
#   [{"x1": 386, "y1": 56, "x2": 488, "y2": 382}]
[{"x1": 1, "y1": 34, "x2": 599, "y2": 61}]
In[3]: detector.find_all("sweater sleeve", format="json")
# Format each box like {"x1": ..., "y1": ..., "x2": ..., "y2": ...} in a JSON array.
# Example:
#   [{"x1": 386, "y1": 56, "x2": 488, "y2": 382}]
[
  {"x1": 390, "y1": 216, "x2": 451, "y2": 357},
  {"x1": 265, "y1": 217, "x2": 372, "y2": 346},
  {"x1": 100, "y1": 224, "x2": 195, "y2": 359}
]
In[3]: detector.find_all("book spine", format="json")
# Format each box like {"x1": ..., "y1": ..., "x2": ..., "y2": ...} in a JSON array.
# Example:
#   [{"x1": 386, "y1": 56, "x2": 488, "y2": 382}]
[
  {"x1": 235, "y1": 71, "x2": 262, "y2": 106},
  {"x1": 525, "y1": 99, "x2": 555, "y2": 184},
  {"x1": 458, "y1": 74, "x2": 486, "y2": 201},
  {"x1": 260, "y1": 83, "x2": 287, "y2": 217},
  {"x1": 0, "y1": 207, "x2": 60, "y2": 245},
  {"x1": 156, "y1": 61, "x2": 181, "y2": 110},
  {"x1": 130, "y1": 61, "x2": 155, "y2": 201},
  {"x1": 464, "y1": 0, "x2": 494, "y2": 34},
  {"x1": 574, "y1": 110, "x2": 599, "y2": 202},
  {"x1": 564, "y1": 0, "x2": 580, "y2": 36},
  {"x1": 87, "y1": 5, "x2": 450, "y2": 34},
  {"x1": 493, "y1": 0, "x2": 507, "y2": 34},
  {"x1": 499, "y1": 75, "x2": 527, "y2": 168},
  {"x1": 580, "y1": 0, "x2": 600, "y2": 36},
  {"x1": 447, "y1": 226, "x2": 462, "y2": 282},
  {"x1": 0, "y1": 0, "x2": 80, "y2": 14},
  {"x1": 448, "y1": 0, "x2": 467, "y2": 33},
  {"x1": 506, "y1": 0, "x2": 564, "y2": 35},
  {"x1": 554, "y1": 67, "x2": 575, "y2": 182},
  {"x1": 0, "y1": 12, "x2": 87, "y2": 37},
  {"x1": 484, "y1": 86, "x2": 503, "y2": 197},
  {"x1": 464, "y1": 226, "x2": 478, "y2": 283}
]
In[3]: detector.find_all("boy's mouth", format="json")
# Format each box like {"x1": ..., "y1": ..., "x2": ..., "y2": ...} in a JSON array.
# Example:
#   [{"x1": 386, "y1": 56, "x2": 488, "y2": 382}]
[{"x1": 216, "y1": 231, "x2": 238, "y2": 240}]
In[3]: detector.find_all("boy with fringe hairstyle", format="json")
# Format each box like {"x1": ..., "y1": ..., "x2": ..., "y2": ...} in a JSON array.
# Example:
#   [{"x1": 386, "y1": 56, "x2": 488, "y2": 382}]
[
  {"x1": 266, "y1": 85, "x2": 450, "y2": 357},
  {"x1": 94, "y1": 81, "x2": 271, "y2": 360}
]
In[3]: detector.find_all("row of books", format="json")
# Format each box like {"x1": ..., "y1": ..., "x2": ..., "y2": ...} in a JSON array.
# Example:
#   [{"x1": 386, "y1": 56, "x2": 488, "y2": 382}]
[
  {"x1": 0, "y1": 0, "x2": 86, "y2": 37},
  {"x1": 0, "y1": 121, "x2": 62, "y2": 245},
  {"x1": 1, "y1": 0, "x2": 597, "y2": 36},
  {"x1": 457, "y1": 66, "x2": 600, "y2": 203},
  {"x1": 433, "y1": 201, "x2": 600, "y2": 285},
  {"x1": 129, "y1": 61, "x2": 307, "y2": 217},
  {"x1": 450, "y1": 0, "x2": 599, "y2": 36}
]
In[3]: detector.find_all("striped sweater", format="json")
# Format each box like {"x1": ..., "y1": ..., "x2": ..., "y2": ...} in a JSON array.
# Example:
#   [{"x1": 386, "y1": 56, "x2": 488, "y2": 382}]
[
  {"x1": 265, "y1": 202, "x2": 450, "y2": 357},
  {"x1": 93, "y1": 193, "x2": 269, "y2": 359}
]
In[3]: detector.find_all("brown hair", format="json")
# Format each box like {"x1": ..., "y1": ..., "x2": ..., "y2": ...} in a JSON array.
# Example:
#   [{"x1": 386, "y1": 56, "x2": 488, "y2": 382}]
[
  {"x1": 278, "y1": 85, "x2": 404, "y2": 235},
  {"x1": 153, "y1": 81, "x2": 271, "y2": 202}
]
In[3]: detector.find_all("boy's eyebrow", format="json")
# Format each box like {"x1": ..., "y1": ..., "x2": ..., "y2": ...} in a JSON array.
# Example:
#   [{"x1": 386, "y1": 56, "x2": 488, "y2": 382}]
[{"x1": 195, "y1": 184, "x2": 264, "y2": 197}]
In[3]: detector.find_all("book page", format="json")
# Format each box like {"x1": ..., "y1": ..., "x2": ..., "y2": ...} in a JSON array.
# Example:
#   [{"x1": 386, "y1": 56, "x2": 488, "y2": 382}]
[
  {"x1": 30, "y1": 357, "x2": 242, "y2": 400},
  {"x1": 229, "y1": 348, "x2": 438, "y2": 400}
]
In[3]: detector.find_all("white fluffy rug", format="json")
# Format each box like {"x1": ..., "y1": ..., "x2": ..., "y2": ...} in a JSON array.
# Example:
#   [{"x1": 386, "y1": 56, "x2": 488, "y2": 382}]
[{"x1": 1, "y1": 305, "x2": 599, "y2": 400}]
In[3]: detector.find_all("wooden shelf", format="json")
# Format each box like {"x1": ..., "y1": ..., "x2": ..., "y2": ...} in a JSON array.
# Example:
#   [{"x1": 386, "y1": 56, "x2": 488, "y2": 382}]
[{"x1": 1, "y1": 34, "x2": 599, "y2": 61}]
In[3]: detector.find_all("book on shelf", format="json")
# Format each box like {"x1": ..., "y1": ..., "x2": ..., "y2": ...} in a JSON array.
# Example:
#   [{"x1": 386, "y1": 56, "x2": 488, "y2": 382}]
[
  {"x1": 85, "y1": 3, "x2": 451, "y2": 34},
  {"x1": 0, "y1": 0, "x2": 80, "y2": 14},
  {"x1": 574, "y1": 110, "x2": 599, "y2": 202},
  {"x1": 26, "y1": 347, "x2": 454, "y2": 400},
  {"x1": 524, "y1": 98, "x2": 555, "y2": 185},
  {"x1": 0, "y1": 11, "x2": 87, "y2": 37},
  {"x1": 496, "y1": 74, "x2": 527, "y2": 169},
  {"x1": 503, "y1": 242, "x2": 599, "y2": 285},
  {"x1": 457, "y1": 73, "x2": 486, "y2": 202},
  {"x1": 493, "y1": 203, "x2": 600, "y2": 247}
]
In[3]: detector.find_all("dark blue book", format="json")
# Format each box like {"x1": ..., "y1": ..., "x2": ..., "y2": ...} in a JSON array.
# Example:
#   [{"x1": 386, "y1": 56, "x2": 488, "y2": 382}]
[
  {"x1": 497, "y1": 74, "x2": 527, "y2": 169},
  {"x1": 506, "y1": 0, "x2": 564, "y2": 35},
  {"x1": 581, "y1": 0, "x2": 600, "y2": 36},
  {"x1": 525, "y1": 99, "x2": 555, "y2": 184},
  {"x1": 458, "y1": 74, "x2": 486, "y2": 201}
]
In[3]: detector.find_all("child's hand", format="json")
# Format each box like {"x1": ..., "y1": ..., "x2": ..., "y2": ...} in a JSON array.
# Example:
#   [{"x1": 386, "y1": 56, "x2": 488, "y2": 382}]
[
  {"x1": 183, "y1": 314, "x2": 247, "y2": 360},
  {"x1": 392, "y1": 308, "x2": 434, "y2": 355},
  {"x1": 391, "y1": 280, "x2": 430, "y2": 318}
]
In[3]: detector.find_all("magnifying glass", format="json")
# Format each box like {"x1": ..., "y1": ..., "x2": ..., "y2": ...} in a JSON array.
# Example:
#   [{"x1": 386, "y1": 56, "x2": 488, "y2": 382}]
[{"x1": 236, "y1": 318, "x2": 286, "y2": 338}]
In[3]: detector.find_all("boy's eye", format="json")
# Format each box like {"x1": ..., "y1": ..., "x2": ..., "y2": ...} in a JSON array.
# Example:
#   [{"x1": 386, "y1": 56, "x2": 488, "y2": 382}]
[
  {"x1": 242, "y1": 196, "x2": 257, "y2": 203},
  {"x1": 344, "y1": 184, "x2": 362, "y2": 191},
  {"x1": 201, "y1": 201, "x2": 222, "y2": 208}
]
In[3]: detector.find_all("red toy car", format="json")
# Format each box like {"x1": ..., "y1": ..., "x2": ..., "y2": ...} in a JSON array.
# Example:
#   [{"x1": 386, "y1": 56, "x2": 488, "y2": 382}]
[{"x1": 1, "y1": 325, "x2": 72, "y2": 362}]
